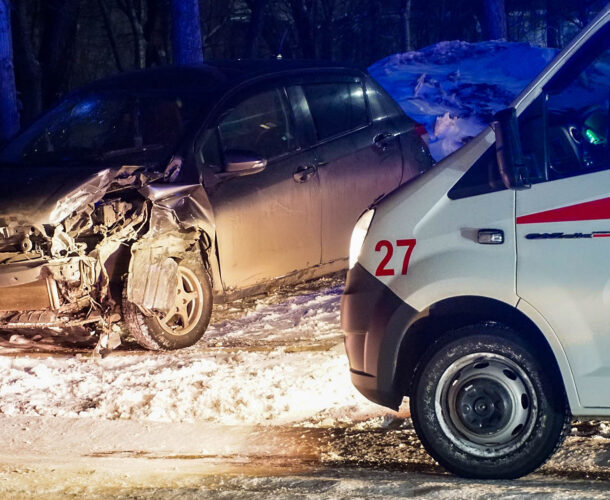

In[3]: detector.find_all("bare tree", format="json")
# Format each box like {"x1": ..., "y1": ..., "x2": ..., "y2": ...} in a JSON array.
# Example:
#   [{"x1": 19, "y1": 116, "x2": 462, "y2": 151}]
[
  {"x1": 171, "y1": 0, "x2": 203, "y2": 64},
  {"x1": 546, "y1": 0, "x2": 561, "y2": 47},
  {"x1": 98, "y1": 0, "x2": 124, "y2": 71},
  {"x1": 289, "y1": 0, "x2": 315, "y2": 58},
  {"x1": 318, "y1": 0, "x2": 335, "y2": 59},
  {"x1": 0, "y1": 0, "x2": 19, "y2": 140},
  {"x1": 12, "y1": 0, "x2": 42, "y2": 125},
  {"x1": 245, "y1": 0, "x2": 266, "y2": 58},
  {"x1": 39, "y1": 0, "x2": 80, "y2": 107},
  {"x1": 479, "y1": 0, "x2": 507, "y2": 40},
  {"x1": 402, "y1": 0, "x2": 413, "y2": 51},
  {"x1": 116, "y1": 0, "x2": 147, "y2": 68}
]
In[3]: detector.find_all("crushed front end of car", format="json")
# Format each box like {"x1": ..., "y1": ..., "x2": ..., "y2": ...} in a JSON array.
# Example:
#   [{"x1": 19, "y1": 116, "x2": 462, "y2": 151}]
[
  {"x1": 0, "y1": 164, "x2": 215, "y2": 352},
  {"x1": 0, "y1": 167, "x2": 151, "y2": 344}
]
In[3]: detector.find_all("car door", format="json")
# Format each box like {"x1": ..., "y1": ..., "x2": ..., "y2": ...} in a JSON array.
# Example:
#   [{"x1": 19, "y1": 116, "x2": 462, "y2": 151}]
[
  {"x1": 200, "y1": 84, "x2": 321, "y2": 291},
  {"x1": 294, "y1": 75, "x2": 404, "y2": 265},
  {"x1": 515, "y1": 32, "x2": 610, "y2": 407}
]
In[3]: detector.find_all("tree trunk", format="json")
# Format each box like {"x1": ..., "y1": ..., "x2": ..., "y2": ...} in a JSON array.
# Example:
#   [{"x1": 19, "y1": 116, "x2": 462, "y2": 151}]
[
  {"x1": 366, "y1": 0, "x2": 380, "y2": 64},
  {"x1": 0, "y1": 0, "x2": 19, "y2": 140},
  {"x1": 289, "y1": 0, "x2": 315, "y2": 59},
  {"x1": 546, "y1": 0, "x2": 561, "y2": 48},
  {"x1": 144, "y1": 0, "x2": 162, "y2": 66},
  {"x1": 170, "y1": 0, "x2": 203, "y2": 65},
  {"x1": 479, "y1": 0, "x2": 507, "y2": 40},
  {"x1": 318, "y1": 0, "x2": 335, "y2": 59},
  {"x1": 402, "y1": 0, "x2": 413, "y2": 52},
  {"x1": 124, "y1": 0, "x2": 146, "y2": 68},
  {"x1": 98, "y1": 0, "x2": 124, "y2": 72},
  {"x1": 244, "y1": 0, "x2": 266, "y2": 58},
  {"x1": 12, "y1": 0, "x2": 42, "y2": 126},
  {"x1": 40, "y1": 0, "x2": 80, "y2": 108}
]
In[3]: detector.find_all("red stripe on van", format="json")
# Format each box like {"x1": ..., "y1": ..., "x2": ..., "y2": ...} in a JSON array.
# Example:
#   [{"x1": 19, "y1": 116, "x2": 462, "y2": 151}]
[{"x1": 516, "y1": 197, "x2": 610, "y2": 224}]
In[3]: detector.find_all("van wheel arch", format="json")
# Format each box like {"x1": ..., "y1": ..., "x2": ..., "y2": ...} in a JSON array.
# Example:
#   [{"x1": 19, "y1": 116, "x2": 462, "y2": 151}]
[{"x1": 396, "y1": 296, "x2": 566, "y2": 404}]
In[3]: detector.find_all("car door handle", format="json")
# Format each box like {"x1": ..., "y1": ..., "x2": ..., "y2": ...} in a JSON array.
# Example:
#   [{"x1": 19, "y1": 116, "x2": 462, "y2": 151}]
[
  {"x1": 293, "y1": 164, "x2": 317, "y2": 183},
  {"x1": 373, "y1": 133, "x2": 396, "y2": 152}
]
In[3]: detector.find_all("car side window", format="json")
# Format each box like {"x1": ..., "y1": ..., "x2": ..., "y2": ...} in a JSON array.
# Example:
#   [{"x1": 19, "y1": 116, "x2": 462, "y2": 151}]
[
  {"x1": 302, "y1": 81, "x2": 368, "y2": 141},
  {"x1": 217, "y1": 88, "x2": 295, "y2": 161},
  {"x1": 365, "y1": 76, "x2": 406, "y2": 124}
]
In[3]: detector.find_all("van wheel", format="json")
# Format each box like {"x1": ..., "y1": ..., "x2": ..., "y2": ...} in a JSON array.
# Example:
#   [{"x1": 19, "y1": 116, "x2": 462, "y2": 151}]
[
  {"x1": 410, "y1": 324, "x2": 570, "y2": 479},
  {"x1": 122, "y1": 260, "x2": 213, "y2": 350}
]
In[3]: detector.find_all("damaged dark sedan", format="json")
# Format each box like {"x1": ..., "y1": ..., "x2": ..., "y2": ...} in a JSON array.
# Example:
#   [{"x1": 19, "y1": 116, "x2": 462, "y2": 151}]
[{"x1": 0, "y1": 61, "x2": 432, "y2": 350}]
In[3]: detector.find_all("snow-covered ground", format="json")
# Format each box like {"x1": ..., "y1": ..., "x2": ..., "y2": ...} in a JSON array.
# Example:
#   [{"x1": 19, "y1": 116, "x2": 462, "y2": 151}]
[
  {"x1": 0, "y1": 275, "x2": 609, "y2": 498},
  {"x1": 0, "y1": 41, "x2": 575, "y2": 430},
  {"x1": 1, "y1": 41, "x2": 609, "y2": 497},
  {"x1": 369, "y1": 40, "x2": 558, "y2": 160},
  {"x1": 0, "y1": 275, "x2": 394, "y2": 427}
]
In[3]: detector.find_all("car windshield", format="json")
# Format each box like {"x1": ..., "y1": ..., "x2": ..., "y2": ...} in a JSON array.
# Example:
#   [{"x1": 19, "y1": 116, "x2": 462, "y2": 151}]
[{"x1": 0, "y1": 90, "x2": 205, "y2": 167}]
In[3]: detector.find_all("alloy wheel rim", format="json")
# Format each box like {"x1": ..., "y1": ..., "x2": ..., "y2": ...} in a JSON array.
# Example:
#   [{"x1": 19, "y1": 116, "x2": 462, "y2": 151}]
[{"x1": 156, "y1": 266, "x2": 204, "y2": 336}]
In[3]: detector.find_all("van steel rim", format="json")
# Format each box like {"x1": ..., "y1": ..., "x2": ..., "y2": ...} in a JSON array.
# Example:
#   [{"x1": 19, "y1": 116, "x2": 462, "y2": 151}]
[{"x1": 434, "y1": 352, "x2": 538, "y2": 458}]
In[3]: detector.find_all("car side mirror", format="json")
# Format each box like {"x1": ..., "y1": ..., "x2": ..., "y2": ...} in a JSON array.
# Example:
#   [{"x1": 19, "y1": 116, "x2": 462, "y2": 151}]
[
  {"x1": 220, "y1": 149, "x2": 267, "y2": 178},
  {"x1": 492, "y1": 108, "x2": 530, "y2": 190}
]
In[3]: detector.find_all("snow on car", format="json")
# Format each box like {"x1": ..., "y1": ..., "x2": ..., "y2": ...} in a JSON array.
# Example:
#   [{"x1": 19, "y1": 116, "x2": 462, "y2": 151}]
[{"x1": 369, "y1": 38, "x2": 558, "y2": 161}]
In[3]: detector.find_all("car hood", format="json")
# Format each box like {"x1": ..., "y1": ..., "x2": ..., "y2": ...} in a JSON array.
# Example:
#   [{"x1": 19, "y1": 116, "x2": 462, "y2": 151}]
[{"x1": 0, "y1": 164, "x2": 163, "y2": 226}]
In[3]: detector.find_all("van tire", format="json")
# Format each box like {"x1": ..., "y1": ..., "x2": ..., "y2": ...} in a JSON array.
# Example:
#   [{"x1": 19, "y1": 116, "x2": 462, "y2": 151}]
[
  {"x1": 122, "y1": 259, "x2": 213, "y2": 350},
  {"x1": 410, "y1": 324, "x2": 571, "y2": 479}
]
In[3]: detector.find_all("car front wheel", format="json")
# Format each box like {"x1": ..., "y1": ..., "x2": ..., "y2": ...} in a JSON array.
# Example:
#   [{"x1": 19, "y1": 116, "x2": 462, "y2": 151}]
[
  {"x1": 410, "y1": 324, "x2": 571, "y2": 479},
  {"x1": 123, "y1": 258, "x2": 213, "y2": 350}
]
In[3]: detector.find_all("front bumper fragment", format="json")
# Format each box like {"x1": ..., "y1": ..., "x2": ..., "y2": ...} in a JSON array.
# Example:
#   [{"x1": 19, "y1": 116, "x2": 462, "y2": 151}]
[{"x1": 340, "y1": 263, "x2": 418, "y2": 409}]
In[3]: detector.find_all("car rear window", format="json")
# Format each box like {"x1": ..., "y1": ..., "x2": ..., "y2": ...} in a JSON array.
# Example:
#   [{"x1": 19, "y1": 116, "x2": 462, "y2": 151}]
[{"x1": 302, "y1": 82, "x2": 368, "y2": 141}]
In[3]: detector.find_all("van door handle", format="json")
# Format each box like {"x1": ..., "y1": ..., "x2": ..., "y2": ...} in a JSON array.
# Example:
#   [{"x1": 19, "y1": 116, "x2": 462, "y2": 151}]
[
  {"x1": 477, "y1": 229, "x2": 504, "y2": 244},
  {"x1": 373, "y1": 133, "x2": 396, "y2": 152},
  {"x1": 293, "y1": 164, "x2": 317, "y2": 183}
]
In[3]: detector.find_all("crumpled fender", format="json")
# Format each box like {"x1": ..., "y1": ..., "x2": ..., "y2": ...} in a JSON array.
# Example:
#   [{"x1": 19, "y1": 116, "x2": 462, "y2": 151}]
[
  {"x1": 138, "y1": 183, "x2": 215, "y2": 237},
  {"x1": 126, "y1": 184, "x2": 217, "y2": 312}
]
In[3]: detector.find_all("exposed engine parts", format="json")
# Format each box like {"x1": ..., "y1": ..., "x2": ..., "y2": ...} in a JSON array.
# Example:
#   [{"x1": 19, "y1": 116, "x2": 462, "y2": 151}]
[{"x1": 0, "y1": 167, "x2": 216, "y2": 353}]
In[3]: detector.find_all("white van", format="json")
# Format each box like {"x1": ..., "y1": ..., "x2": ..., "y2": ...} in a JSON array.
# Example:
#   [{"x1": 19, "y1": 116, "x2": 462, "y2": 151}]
[{"x1": 341, "y1": 6, "x2": 610, "y2": 479}]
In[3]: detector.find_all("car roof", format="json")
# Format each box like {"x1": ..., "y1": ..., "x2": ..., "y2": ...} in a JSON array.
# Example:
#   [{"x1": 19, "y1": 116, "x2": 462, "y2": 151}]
[{"x1": 86, "y1": 60, "x2": 365, "y2": 95}]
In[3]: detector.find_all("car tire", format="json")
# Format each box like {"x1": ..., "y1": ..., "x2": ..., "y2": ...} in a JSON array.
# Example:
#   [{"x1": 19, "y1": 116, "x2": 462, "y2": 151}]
[
  {"x1": 122, "y1": 258, "x2": 213, "y2": 350},
  {"x1": 410, "y1": 324, "x2": 571, "y2": 479}
]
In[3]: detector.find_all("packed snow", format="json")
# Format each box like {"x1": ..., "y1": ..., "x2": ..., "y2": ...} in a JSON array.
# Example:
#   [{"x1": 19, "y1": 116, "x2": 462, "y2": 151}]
[
  {"x1": 0, "y1": 276, "x2": 393, "y2": 426},
  {"x1": 369, "y1": 40, "x2": 558, "y2": 160},
  {"x1": 1, "y1": 277, "x2": 609, "y2": 498}
]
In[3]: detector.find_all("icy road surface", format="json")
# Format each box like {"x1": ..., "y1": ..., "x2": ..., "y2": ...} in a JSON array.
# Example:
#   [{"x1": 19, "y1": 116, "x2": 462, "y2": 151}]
[{"x1": 0, "y1": 274, "x2": 609, "y2": 498}]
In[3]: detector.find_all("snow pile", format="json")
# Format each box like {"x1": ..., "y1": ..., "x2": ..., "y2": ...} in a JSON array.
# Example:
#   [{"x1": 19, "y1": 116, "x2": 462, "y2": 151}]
[
  {"x1": 0, "y1": 281, "x2": 389, "y2": 426},
  {"x1": 369, "y1": 40, "x2": 558, "y2": 160},
  {"x1": 0, "y1": 346, "x2": 384, "y2": 425}
]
